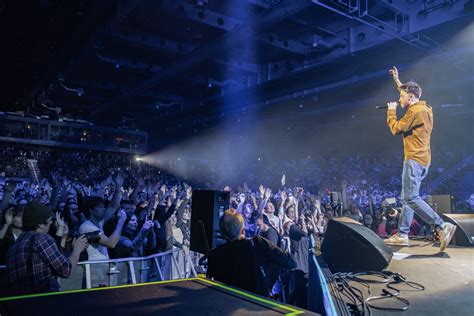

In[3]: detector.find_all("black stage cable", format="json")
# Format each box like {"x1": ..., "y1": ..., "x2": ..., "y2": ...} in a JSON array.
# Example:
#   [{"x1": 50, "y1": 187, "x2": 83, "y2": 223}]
[
  {"x1": 316, "y1": 257, "x2": 351, "y2": 315},
  {"x1": 345, "y1": 276, "x2": 373, "y2": 316},
  {"x1": 350, "y1": 271, "x2": 390, "y2": 284},
  {"x1": 333, "y1": 270, "x2": 425, "y2": 313},
  {"x1": 334, "y1": 273, "x2": 371, "y2": 316},
  {"x1": 365, "y1": 288, "x2": 410, "y2": 311},
  {"x1": 385, "y1": 271, "x2": 425, "y2": 292}
]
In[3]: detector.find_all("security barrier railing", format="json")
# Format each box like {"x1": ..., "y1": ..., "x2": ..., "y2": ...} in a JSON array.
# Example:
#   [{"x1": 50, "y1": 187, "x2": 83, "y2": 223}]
[{"x1": 0, "y1": 248, "x2": 199, "y2": 294}]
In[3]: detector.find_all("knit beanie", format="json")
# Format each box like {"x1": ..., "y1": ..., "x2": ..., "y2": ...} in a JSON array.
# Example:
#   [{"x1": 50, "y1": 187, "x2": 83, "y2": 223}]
[{"x1": 22, "y1": 201, "x2": 52, "y2": 227}]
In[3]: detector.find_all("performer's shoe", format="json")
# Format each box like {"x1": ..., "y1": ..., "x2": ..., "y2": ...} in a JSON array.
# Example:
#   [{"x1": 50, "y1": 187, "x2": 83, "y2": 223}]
[
  {"x1": 384, "y1": 234, "x2": 409, "y2": 246},
  {"x1": 439, "y1": 223, "x2": 457, "y2": 252}
]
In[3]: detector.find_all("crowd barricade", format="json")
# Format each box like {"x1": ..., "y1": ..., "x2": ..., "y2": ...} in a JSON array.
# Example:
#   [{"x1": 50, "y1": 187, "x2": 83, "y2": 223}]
[
  {"x1": 0, "y1": 248, "x2": 200, "y2": 294},
  {"x1": 308, "y1": 234, "x2": 338, "y2": 316}
]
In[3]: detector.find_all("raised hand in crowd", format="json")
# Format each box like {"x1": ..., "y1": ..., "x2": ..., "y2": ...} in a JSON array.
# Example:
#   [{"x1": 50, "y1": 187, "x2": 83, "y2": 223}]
[
  {"x1": 4, "y1": 208, "x2": 13, "y2": 225},
  {"x1": 171, "y1": 186, "x2": 178, "y2": 200},
  {"x1": 166, "y1": 196, "x2": 173, "y2": 208},
  {"x1": 0, "y1": 208, "x2": 13, "y2": 239},
  {"x1": 238, "y1": 193, "x2": 245, "y2": 204},
  {"x1": 153, "y1": 192, "x2": 160, "y2": 208},
  {"x1": 264, "y1": 188, "x2": 272, "y2": 200},
  {"x1": 185, "y1": 186, "x2": 192, "y2": 200},
  {"x1": 142, "y1": 220, "x2": 154, "y2": 231},
  {"x1": 117, "y1": 209, "x2": 127, "y2": 222},
  {"x1": 55, "y1": 212, "x2": 67, "y2": 237},
  {"x1": 51, "y1": 172, "x2": 61, "y2": 188},
  {"x1": 259, "y1": 185, "x2": 265, "y2": 199},
  {"x1": 114, "y1": 172, "x2": 125, "y2": 187},
  {"x1": 160, "y1": 184, "x2": 167, "y2": 196}
]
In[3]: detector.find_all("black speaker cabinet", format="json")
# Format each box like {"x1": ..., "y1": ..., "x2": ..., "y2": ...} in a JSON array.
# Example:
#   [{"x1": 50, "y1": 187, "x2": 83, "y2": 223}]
[
  {"x1": 190, "y1": 190, "x2": 230, "y2": 254},
  {"x1": 442, "y1": 214, "x2": 474, "y2": 246},
  {"x1": 431, "y1": 195, "x2": 453, "y2": 215},
  {"x1": 321, "y1": 219, "x2": 393, "y2": 272}
]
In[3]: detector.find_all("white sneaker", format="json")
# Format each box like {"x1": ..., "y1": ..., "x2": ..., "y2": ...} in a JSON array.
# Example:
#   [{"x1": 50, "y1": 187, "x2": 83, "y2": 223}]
[
  {"x1": 439, "y1": 223, "x2": 457, "y2": 252},
  {"x1": 384, "y1": 234, "x2": 409, "y2": 246}
]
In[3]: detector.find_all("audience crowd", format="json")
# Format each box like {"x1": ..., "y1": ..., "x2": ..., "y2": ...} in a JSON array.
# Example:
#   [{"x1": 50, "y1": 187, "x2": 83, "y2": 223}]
[{"x1": 1, "y1": 142, "x2": 472, "y2": 303}]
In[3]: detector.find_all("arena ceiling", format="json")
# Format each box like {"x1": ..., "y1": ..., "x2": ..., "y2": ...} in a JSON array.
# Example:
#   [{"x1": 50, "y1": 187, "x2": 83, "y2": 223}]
[{"x1": 1, "y1": 0, "x2": 473, "y2": 135}]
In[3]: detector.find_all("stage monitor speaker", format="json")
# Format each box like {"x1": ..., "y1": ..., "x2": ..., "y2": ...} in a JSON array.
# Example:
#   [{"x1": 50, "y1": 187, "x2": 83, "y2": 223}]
[
  {"x1": 430, "y1": 195, "x2": 453, "y2": 215},
  {"x1": 442, "y1": 214, "x2": 474, "y2": 246},
  {"x1": 321, "y1": 219, "x2": 393, "y2": 272},
  {"x1": 190, "y1": 190, "x2": 230, "y2": 254}
]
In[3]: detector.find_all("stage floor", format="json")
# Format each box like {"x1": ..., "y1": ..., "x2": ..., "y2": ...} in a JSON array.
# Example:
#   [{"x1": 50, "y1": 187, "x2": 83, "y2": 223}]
[
  {"x1": 356, "y1": 240, "x2": 474, "y2": 316},
  {"x1": 0, "y1": 277, "x2": 317, "y2": 316}
]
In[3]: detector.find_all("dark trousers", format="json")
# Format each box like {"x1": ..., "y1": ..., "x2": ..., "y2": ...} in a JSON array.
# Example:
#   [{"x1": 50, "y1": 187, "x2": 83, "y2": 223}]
[{"x1": 288, "y1": 270, "x2": 307, "y2": 308}]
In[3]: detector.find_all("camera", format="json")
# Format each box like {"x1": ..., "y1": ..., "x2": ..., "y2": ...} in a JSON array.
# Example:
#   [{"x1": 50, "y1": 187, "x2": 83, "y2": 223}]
[
  {"x1": 76, "y1": 231, "x2": 101, "y2": 243},
  {"x1": 382, "y1": 207, "x2": 399, "y2": 218},
  {"x1": 384, "y1": 197, "x2": 397, "y2": 206}
]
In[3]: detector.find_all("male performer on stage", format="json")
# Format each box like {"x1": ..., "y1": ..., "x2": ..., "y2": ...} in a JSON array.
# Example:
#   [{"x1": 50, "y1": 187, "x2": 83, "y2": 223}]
[{"x1": 384, "y1": 66, "x2": 456, "y2": 251}]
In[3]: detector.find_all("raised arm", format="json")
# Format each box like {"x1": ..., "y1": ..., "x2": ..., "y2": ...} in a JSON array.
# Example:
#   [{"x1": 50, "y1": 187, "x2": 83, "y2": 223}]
[
  {"x1": 116, "y1": 220, "x2": 154, "y2": 255},
  {"x1": 176, "y1": 187, "x2": 192, "y2": 222},
  {"x1": 104, "y1": 173, "x2": 124, "y2": 223},
  {"x1": 48, "y1": 172, "x2": 61, "y2": 211},
  {"x1": 277, "y1": 191, "x2": 286, "y2": 218},
  {"x1": 99, "y1": 209, "x2": 127, "y2": 248},
  {"x1": 257, "y1": 187, "x2": 271, "y2": 215},
  {"x1": 389, "y1": 66, "x2": 402, "y2": 89},
  {"x1": 236, "y1": 193, "x2": 245, "y2": 214},
  {"x1": 1, "y1": 183, "x2": 15, "y2": 211}
]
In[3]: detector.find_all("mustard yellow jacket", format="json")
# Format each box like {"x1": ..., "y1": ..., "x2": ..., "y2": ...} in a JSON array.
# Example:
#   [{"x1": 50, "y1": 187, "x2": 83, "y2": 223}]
[{"x1": 387, "y1": 101, "x2": 433, "y2": 167}]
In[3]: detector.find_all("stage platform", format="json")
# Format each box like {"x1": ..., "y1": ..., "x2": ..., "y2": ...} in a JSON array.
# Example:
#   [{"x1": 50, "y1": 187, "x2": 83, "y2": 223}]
[
  {"x1": 352, "y1": 240, "x2": 474, "y2": 316},
  {"x1": 0, "y1": 277, "x2": 317, "y2": 316}
]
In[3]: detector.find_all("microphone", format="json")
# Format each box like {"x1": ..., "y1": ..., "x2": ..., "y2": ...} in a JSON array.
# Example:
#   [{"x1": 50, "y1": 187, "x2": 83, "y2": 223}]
[{"x1": 376, "y1": 102, "x2": 399, "y2": 109}]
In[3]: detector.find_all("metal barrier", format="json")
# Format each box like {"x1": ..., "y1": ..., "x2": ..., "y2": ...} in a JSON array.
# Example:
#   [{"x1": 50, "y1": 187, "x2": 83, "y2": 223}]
[
  {"x1": 308, "y1": 234, "x2": 337, "y2": 316},
  {"x1": 0, "y1": 248, "x2": 200, "y2": 293},
  {"x1": 308, "y1": 234, "x2": 350, "y2": 316},
  {"x1": 61, "y1": 248, "x2": 199, "y2": 290}
]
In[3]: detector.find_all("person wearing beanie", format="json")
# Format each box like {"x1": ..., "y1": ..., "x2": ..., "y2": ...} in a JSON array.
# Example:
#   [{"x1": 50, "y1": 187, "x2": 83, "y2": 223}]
[{"x1": 6, "y1": 201, "x2": 88, "y2": 295}]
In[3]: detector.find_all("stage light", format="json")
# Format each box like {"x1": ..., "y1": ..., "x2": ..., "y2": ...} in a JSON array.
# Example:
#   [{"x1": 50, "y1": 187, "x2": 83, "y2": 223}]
[{"x1": 135, "y1": 157, "x2": 140, "y2": 162}]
